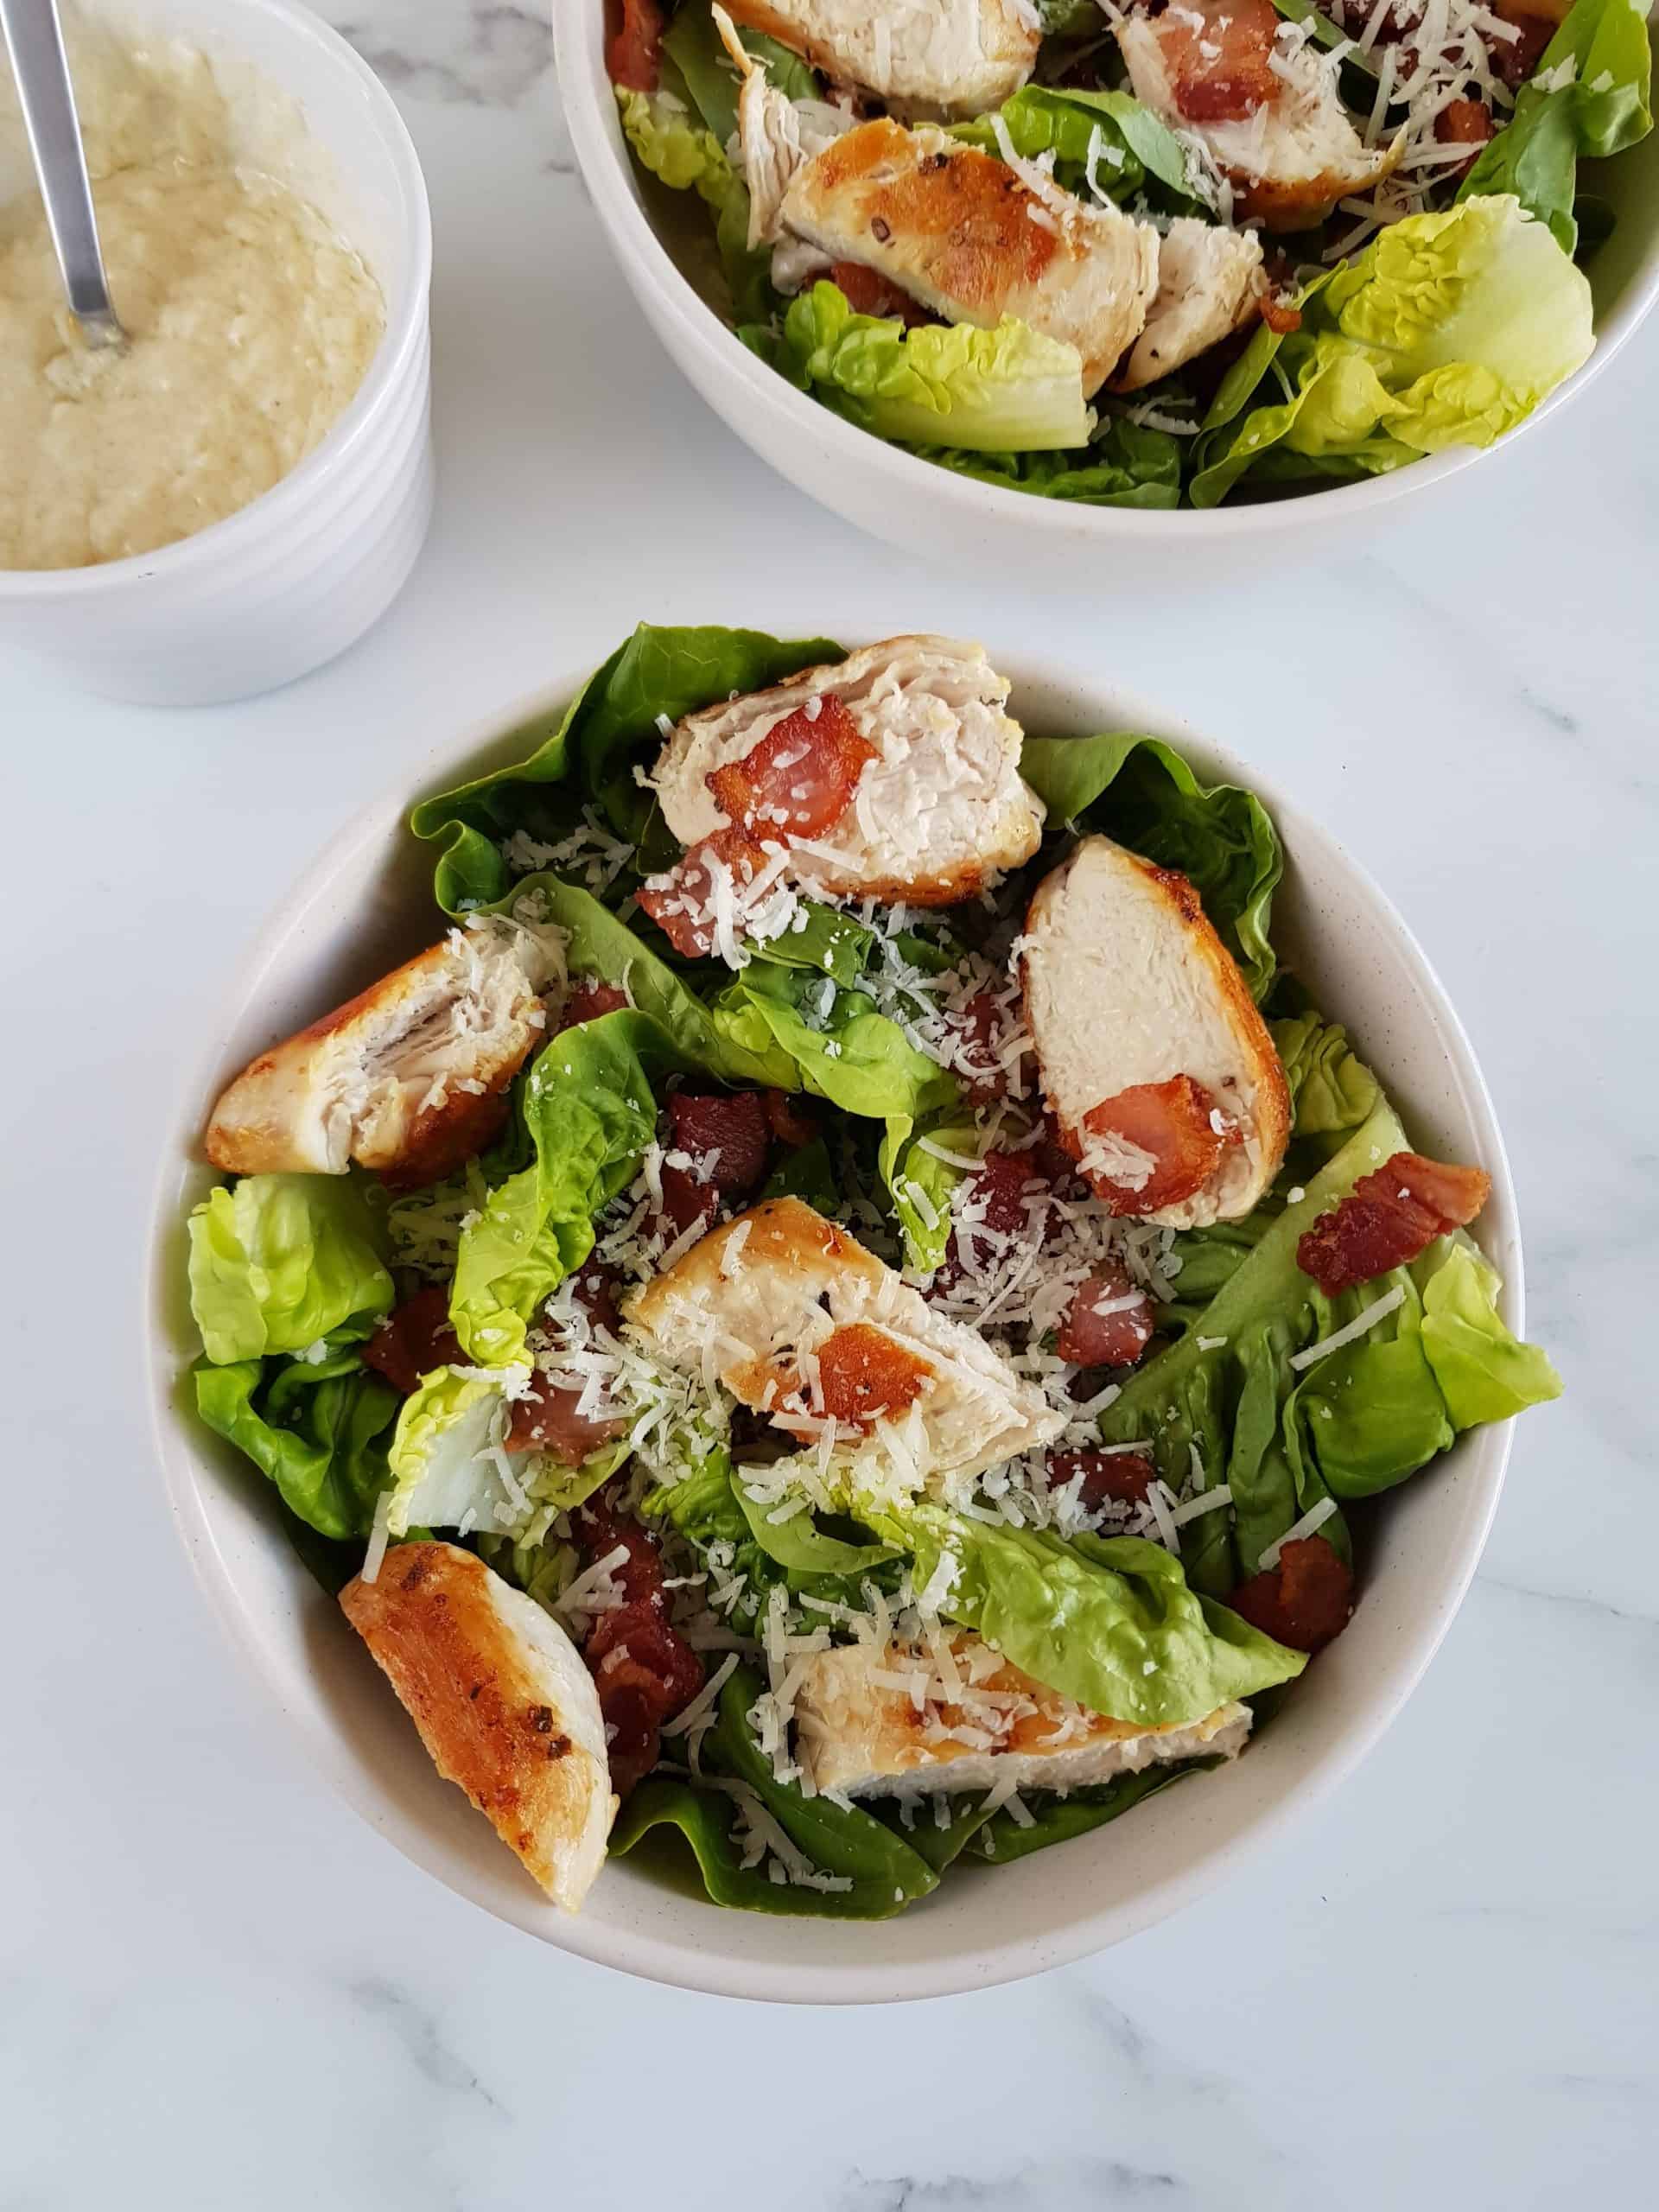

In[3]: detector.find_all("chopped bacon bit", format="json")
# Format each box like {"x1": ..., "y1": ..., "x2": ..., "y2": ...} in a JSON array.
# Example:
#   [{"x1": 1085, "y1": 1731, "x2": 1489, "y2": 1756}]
[
  {"x1": 552, "y1": 976, "x2": 630, "y2": 1034},
  {"x1": 1158, "y1": 0, "x2": 1282, "y2": 124},
  {"x1": 706, "y1": 694, "x2": 876, "y2": 842},
  {"x1": 1433, "y1": 96, "x2": 1495, "y2": 178},
  {"x1": 1046, "y1": 1447, "x2": 1157, "y2": 1510},
  {"x1": 1492, "y1": 7, "x2": 1556, "y2": 89},
  {"x1": 574, "y1": 1493, "x2": 703, "y2": 1794},
  {"x1": 763, "y1": 1088, "x2": 817, "y2": 1149},
  {"x1": 360, "y1": 1287, "x2": 461, "y2": 1395},
  {"x1": 668, "y1": 1090, "x2": 772, "y2": 1195},
  {"x1": 1057, "y1": 1262, "x2": 1154, "y2": 1369},
  {"x1": 658, "y1": 1163, "x2": 719, "y2": 1239},
  {"x1": 1228, "y1": 1536, "x2": 1354, "y2": 1653},
  {"x1": 504, "y1": 1374, "x2": 626, "y2": 1463},
  {"x1": 1297, "y1": 1151, "x2": 1491, "y2": 1294},
  {"x1": 606, "y1": 0, "x2": 664, "y2": 92},
  {"x1": 816, "y1": 1323, "x2": 933, "y2": 1428},
  {"x1": 952, "y1": 991, "x2": 1020, "y2": 1103},
  {"x1": 568, "y1": 1256, "x2": 623, "y2": 1336},
  {"x1": 636, "y1": 824, "x2": 760, "y2": 959},
  {"x1": 828, "y1": 260, "x2": 938, "y2": 326},
  {"x1": 1080, "y1": 1075, "x2": 1239, "y2": 1215},
  {"x1": 938, "y1": 1146, "x2": 1045, "y2": 1287}
]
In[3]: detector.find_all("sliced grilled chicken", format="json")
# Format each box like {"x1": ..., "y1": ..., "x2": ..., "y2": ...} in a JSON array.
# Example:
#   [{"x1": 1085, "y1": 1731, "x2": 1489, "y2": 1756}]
[
  {"x1": 1115, "y1": 0, "x2": 1402, "y2": 232},
  {"x1": 720, "y1": 0, "x2": 1040, "y2": 119},
  {"x1": 797, "y1": 1632, "x2": 1251, "y2": 1798},
  {"x1": 646, "y1": 633, "x2": 1043, "y2": 906},
  {"x1": 778, "y1": 118, "x2": 1160, "y2": 397},
  {"x1": 204, "y1": 916, "x2": 563, "y2": 1185},
  {"x1": 715, "y1": 6, "x2": 858, "y2": 247},
  {"x1": 340, "y1": 1542, "x2": 615, "y2": 1910},
  {"x1": 1112, "y1": 217, "x2": 1264, "y2": 392},
  {"x1": 1020, "y1": 836, "x2": 1290, "y2": 1229},
  {"x1": 626, "y1": 1198, "x2": 1063, "y2": 1495}
]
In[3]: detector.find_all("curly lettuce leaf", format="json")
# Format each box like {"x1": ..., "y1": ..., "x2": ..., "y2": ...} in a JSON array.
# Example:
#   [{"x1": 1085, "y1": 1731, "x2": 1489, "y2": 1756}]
[
  {"x1": 1191, "y1": 197, "x2": 1595, "y2": 506},
  {"x1": 1017, "y1": 731, "x2": 1283, "y2": 1001},
  {"x1": 194, "y1": 1351, "x2": 397, "y2": 1541},
  {"x1": 615, "y1": 82, "x2": 732, "y2": 201},
  {"x1": 188, "y1": 1175, "x2": 392, "y2": 1366},
  {"x1": 864, "y1": 1501, "x2": 1306, "y2": 1724},
  {"x1": 776, "y1": 282, "x2": 1094, "y2": 454},
  {"x1": 410, "y1": 625, "x2": 842, "y2": 908},
  {"x1": 1459, "y1": 0, "x2": 1653, "y2": 252},
  {"x1": 610, "y1": 1666, "x2": 938, "y2": 1916},
  {"x1": 912, "y1": 416, "x2": 1182, "y2": 510}
]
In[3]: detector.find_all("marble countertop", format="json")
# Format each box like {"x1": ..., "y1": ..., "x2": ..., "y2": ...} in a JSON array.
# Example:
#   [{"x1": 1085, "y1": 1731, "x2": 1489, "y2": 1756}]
[{"x1": 5, "y1": 4, "x2": 1656, "y2": 2203}]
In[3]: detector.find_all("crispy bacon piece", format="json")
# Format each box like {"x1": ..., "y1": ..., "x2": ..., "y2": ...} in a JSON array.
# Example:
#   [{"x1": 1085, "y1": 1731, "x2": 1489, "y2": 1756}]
[
  {"x1": 828, "y1": 260, "x2": 938, "y2": 327},
  {"x1": 606, "y1": 0, "x2": 664, "y2": 91},
  {"x1": 1296, "y1": 1150, "x2": 1491, "y2": 1295},
  {"x1": 1080, "y1": 1075, "x2": 1239, "y2": 1215},
  {"x1": 668, "y1": 1090, "x2": 772, "y2": 1196},
  {"x1": 1433, "y1": 96, "x2": 1494, "y2": 178},
  {"x1": 552, "y1": 976, "x2": 631, "y2": 1034},
  {"x1": 1057, "y1": 1262, "x2": 1154, "y2": 1369},
  {"x1": 816, "y1": 1324, "x2": 934, "y2": 1428},
  {"x1": 504, "y1": 1375, "x2": 626, "y2": 1463},
  {"x1": 575, "y1": 1495, "x2": 703, "y2": 1795},
  {"x1": 1260, "y1": 286, "x2": 1302, "y2": 335},
  {"x1": 1158, "y1": 0, "x2": 1283, "y2": 124},
  {"x1": 764, "y1": 1088, "x2": 817, "y2": 1149},
  {"x1": 1228, "y1": 1535, "x2": 1354, "y2": 1652},
  {"x1": 636, "y1": 825, "x2": 761, "y2": 960},
  {"x1": 360, "y1": 1287, "x2": 462, "y2": 1395},
  {"x1": 938, "y1": 1146, "x2": 1046, "y2": 1287},
  {"x1": 1492, "y1": 7, "x2": 1556, "y2": 88},
  {"x1": 952, "y1": 991, "x2": 1021, "y2": 1103},
  {"x1": 706, "y1": 694, "x2": 877, "y2": 841},
  {"x1": 1046, "y1": 1447, "x2": 1157, "y2": 1510},
  {"x1": 568, "y1": 1256, "x2": 623, "y2": 1336}
]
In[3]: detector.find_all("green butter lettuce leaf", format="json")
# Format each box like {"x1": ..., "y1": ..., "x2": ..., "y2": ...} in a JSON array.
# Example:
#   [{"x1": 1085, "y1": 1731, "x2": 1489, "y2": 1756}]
[
  {"x1": 1098, "y1": 1097, "x2": 1558, "y2": 1584},
  {"x1": 410, "y1": 624, "x2": 842, "y2": 908},
  {"x1": 385, "y1": 1367, "x2": 518, "y2": 1537},
  {"x1": 188, "y1": 1175, "x2": 392, "y2": 1366},
  {"x1": 867, "y1": 1502, "x2": 1306, "y2": 1724},
  {"x1": 762, "y1": 1133, "x2": 841, "y2": 1212},
  {"x1": 717, "y1": 964, "x2": 961, "y2": 1124},
  {"x1": 663, "y1": 0, "x2": 817, "y2": 143},
  {"x1": 448, "y1": 1010, "x2": 677, "y2": 1365},
  {"x1": 949, "y1": 83, "x2": 1206, "y2": 211},
  {"x1": 1459, "y1": 0, "x2": 1653, "y2": 252},
  {"x1": 194, "y1": 1350, "x2": 397, "y2": 1541},
  {"x1": 1272, "y1": 1010, "x2": 1379, "y2": 1153},
  {"x1": 1017, "y1": 731, "x2": 1283, "y2": 1001},
  {"x1": 880, "y1": 1106, "x2": 977, "y2": 1274},
  {"x1": 744, "y1": 901, "x2": 875, "y2": 988},
  {"x1": 484, "y1": 872, "x2": 798, "y2": 1087},
  {"x1": 1421, "y1": 1241, "x2": 1563, "y2": 1427},
  {"x1": 1191, "y1": 197, "x2": 1595, "y2": 506},
  {"x1": 610, "y1": 1667, "x2": 938, "y2": 1916},
  {"x1": 912, "y1": 416, "x2": 1182, "y2": 510},
  {"x1": 775, "y1": 282, "x2": 1095, "y2": 454},
  {"x1": 732, "y1": 1481, "x2": 899, "y2": 1575},
  {"x1": 975, "y1": 1757, "x2": 1221, "y2": 1866}
]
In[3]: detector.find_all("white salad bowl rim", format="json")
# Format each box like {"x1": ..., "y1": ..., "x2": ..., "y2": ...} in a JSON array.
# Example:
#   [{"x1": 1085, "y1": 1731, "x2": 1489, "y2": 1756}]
[
  {"x1": 554, "y1": 0, "x2": 1659, "y2": 550},
  {"x1": 0, "y1": 0, "x2": 431, "y2": 601},
  {"x1": 146, "y1": 640, "x2": 1521, "y2": 2003}
]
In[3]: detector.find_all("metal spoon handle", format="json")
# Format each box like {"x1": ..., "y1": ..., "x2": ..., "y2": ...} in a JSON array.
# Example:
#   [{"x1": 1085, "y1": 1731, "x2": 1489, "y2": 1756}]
[{"x1": 0, "y1": 0, "x2": 124, "y2": 346}]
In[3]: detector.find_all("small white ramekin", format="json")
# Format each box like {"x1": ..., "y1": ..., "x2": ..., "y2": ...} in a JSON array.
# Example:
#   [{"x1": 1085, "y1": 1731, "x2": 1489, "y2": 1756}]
[{"x1": 0, "y1": 0, "x2": 432, "y2": 705}]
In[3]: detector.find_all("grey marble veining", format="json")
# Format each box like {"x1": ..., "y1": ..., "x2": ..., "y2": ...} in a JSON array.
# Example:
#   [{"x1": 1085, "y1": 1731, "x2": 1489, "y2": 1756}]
[{"x1": 2, "y1": 3, "x2": 1656, "y2": 2206}]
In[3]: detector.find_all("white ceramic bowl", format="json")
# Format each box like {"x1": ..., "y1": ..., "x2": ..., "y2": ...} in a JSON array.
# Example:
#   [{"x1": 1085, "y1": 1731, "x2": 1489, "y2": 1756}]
[
  {"x1": 146, "y1": 637, "x2": 1526, "y2": 2002},
  {"x1": 555, "y1": 1, "x2": 1659, "y2": 570},
  {"x1": 0, "y1": 0, "x2": 432, "y2": 705}
]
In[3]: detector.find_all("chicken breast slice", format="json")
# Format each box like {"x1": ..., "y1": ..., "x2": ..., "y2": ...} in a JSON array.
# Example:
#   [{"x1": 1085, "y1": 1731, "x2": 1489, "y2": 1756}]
[
  {"x1": 340, "y1": 1542, "x2": 615, "y2": 1910},
  {"x1": 204, "y1": 915, "x2": 564, "y2": 1182},
  {"x1": 626, "y1": 1198, "x2": 1064, "y2": 1502},
  {"x1": 647, "y1": 634, "x2": 1044, "y2": 906},
  {"x1": 720, "y1": 0, "x2": 1040, "y2": 118},
  {"x1": 1116, "y1": 5, "x2": 1402, "y2": 232},
  {"x1": 1020, "y1": 836, "x2": 1290, "y2": 1228},
  {"x1": 1112, "y1": 217, "x2": 1264, "y2": 393},
  {"x1": 715, "y1": 7, "x2": 858, "y2": 248},
  {"x1": 778, "y1": 118, "x2": 1160, "y2": 397},
  {"x1": 797, "y1": 1632, "x2": 1251, "y2": 1798}
]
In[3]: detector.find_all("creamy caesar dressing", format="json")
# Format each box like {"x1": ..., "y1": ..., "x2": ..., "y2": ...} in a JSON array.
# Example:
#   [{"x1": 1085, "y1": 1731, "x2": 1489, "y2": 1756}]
[{"x1": 0, "y1": 28, "x2": 383, "y2": 570}]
